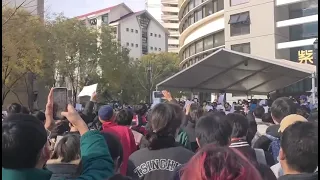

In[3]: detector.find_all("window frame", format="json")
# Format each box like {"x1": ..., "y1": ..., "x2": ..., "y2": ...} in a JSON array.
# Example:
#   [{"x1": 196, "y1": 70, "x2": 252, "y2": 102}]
[
  {"x1": 231, "y1": 43, "x2": 251, "y2": 54},
  {"x1": 230, "y1": 0, "x2": 249, "y2": 7}
]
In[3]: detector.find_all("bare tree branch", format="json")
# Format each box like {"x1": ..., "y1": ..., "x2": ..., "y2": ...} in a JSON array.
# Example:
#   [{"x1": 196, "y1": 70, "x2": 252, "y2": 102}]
[{"x1": 2, "y1": 0, "x2": 27, "y2": 26}]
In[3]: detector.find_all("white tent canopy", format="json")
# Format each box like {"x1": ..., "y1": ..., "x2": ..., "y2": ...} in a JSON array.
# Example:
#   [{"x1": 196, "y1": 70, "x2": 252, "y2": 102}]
[{"x1": 157, "y1": 48, "x2": 316, "y2": 95}]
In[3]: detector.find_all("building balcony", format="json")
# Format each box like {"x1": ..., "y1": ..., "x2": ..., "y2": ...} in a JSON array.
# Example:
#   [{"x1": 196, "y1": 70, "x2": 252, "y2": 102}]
[
  {"x1": 161, "y1": 0, "x2": 178, "y2": 4},
  {"x1": 162, "y1": 22, "x2": 179, "y2": 29},
  {"x1": 161, "y1": 14, "x2": 179, "y2": 21},
  {"x1": 161, "y1": 6, "x2": 179, "y2": 13}
]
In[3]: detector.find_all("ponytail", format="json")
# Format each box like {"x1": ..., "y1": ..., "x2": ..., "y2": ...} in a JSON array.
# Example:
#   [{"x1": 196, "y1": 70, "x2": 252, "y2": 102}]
[{"x1": 146, "y1": 131, "x2": 176, "y2": 150}]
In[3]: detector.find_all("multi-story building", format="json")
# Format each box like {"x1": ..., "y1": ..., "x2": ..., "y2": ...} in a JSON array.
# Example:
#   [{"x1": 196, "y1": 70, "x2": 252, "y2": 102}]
[
  {"x1": 176, "y1": 0, "x2": 317, "y2": 99},
  {"x1": 77, "y1": 3, "x2": 169, "y2": 60},
  {"x1": 161, "y1": 0, "x2": 180, "y2": 53}
]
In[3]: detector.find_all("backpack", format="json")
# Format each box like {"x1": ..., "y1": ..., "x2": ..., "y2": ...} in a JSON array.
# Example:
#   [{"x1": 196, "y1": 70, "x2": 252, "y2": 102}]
[
  {"x1": 265, "y1": 134, "x2": 281, "y2": 163},
  {"x1": 254, "y1": 148, "x2": 267, "y2": 165}
]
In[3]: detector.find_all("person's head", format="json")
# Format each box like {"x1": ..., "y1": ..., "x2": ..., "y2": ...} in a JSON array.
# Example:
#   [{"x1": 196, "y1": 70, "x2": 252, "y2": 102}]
[
  {"x1": 225, "y1": 113, "x2": 249, "y2": 139},
  {"x1": 115, "y1": 109, "x2": 134, "y2": 126},
  {"x1": 51, "y1": 134, "x2": 80, "y2": 162},
  {"x1": 261, "y1": 112, "x2": 274, "y2": 124},
  {"x1": 2, "y1": 114, "x2": 50, "y2": 169},
  {"x1": 195, "y1": 112, "x2": 232, "y2": 147},
  {"x1": 133, "y1": 103, "x2": 148, "y2": 116},
  {"x1": 146, "y1": 103, "x2": 183, "y2": 150},
  {"x1": 33, "y1": 110, "x2": 46, "y2": 123},
  {"x1": 98, "y1": 105, "x2": 115, "y2": 123},
  {"x1": 189, "y1": 103, "x2": 204, "y2": 124},
  {"x1": 50, "y1": 120, "x2": 70, "y2": 139},
  {"x1": 296, "y1": 106, "x2": 310, "y2": 119},
  {"x1": 7, "y1": 103, "x2": 22, "y2": 115},
  {"x1": 180, "y1": 145, "x2": 263, "y2": 180},
  {"x1": 253, "y1": 106, "x2": 265, "y2": 119},
  {"x1": 279, "y1": 122, "x2": 318, "y2": 174},
  {"x1": 101, "y1": 132, "x2": 123, "y2": 173},
  {"x1": 299, "y1": 95, "x2": 308, "y2": 104},
  {"x1": 271, "y1": 97, "x2": 297, "y2": 124}
]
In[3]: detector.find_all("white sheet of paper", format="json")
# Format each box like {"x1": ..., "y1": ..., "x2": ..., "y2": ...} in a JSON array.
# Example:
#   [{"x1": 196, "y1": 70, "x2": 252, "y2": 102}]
[{"x1": 78, "y1": 84, "x2": 98, "y2": 97}]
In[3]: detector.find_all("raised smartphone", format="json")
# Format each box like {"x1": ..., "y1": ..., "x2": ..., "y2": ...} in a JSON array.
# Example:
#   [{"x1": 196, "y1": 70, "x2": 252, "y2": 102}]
[{"x1": 52, "y1": 87, "x2": 68, "y2": 120}]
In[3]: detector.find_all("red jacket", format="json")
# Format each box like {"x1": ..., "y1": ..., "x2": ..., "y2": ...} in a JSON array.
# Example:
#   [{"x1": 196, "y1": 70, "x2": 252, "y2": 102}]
[{"x1": 101, "y1": 121, "x2": 137, "y2": 175}]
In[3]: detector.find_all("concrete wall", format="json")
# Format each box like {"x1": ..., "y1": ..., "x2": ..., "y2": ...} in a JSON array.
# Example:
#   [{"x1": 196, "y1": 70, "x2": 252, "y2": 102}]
[
  {"x1": 121, "y1": 16, "x2": 142, "y2": 59},
  {"x1": 148, "y1": 20, "x2": 167, "y2": 53}
]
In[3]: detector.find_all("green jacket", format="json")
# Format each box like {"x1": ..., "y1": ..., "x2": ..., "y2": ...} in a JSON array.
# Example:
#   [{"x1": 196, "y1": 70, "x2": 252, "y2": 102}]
[{"x1": 2, "y1": 130, "x2": 114, "y2": 180}]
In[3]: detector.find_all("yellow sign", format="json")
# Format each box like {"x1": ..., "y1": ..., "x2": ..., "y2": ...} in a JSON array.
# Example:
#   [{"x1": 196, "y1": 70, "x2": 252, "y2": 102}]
[{"x1": 298, "y1": 50, "x2": 314, "y2": 64}]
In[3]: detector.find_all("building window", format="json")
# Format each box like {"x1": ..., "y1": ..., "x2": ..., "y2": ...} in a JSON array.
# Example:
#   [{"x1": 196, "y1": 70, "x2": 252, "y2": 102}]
[
  {"x1": 136, "y1": 44, "x2": 138, "y2": 47},
  {"x1": 229, "y1": 11, "x2": 250, "y2": 36},
  {"x1": 126, "y1": 28, "x2": 129, "y2": 32},
  {"x1": 159, "y1": 34, "x2": 161, "y2": 38},
  {"x1": 102, "y1": 14, "x2": 108, "y2": 24},
  {"x1": 136, "y1": 58, "x2": 139, "y2": 60},
  {"x1": 131, "y1": 43, "x2": 134, "y2": 47},
  {"x1": 214, "y1": 31, "x2": 225, "y2": 47},
  {"x1": 188, "y1": 0, "x2": 194, "y2": 10},
  {"x1": 135, "y1": 30, "x2": 138, "y2": 33},
  {"x1": 155, "y1": 34, "x2": 157, "y2": 37},
  {"x1": 190, "y1": 44, "x2": 196, "y2": 56},
  {"x1": 230, "y1": 0, "x2": 249, "y2": 6},
  {"x1": 131, "y1": 29, "x2": 133, "y2": 32},
  {"x1": 126, "y1": 42, "x2": 129, "y2": 46},
  {"x1": 150, "y1": 46, "x2": 153, "y2": 50},
  {"x1": 155, "y1": 47, "x2": 158, "y2": 51},
  {"x1": 204, "y1": 35, "x2": 214, "y2": 50},
  {"x1": 196, "y1": 40, "x2": 203, "y2": 53},
  {"x1": 150, "y1": 33, "x2": 153, "y2": 36},
  {"x1": 231, "y1": 43, "x2": 250, "y2": 54},
  {"x1": 159, "y1": 48, "x2": 161, "y2": 51}
]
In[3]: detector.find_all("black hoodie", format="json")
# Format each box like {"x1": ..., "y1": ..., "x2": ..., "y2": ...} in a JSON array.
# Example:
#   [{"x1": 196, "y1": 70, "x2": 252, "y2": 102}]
[{"x1": 126, "y1": 144, "x2": 194, "y2": 180}]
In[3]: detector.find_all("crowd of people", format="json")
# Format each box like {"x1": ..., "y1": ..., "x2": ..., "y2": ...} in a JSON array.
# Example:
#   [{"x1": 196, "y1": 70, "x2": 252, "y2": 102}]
[{"x1": 2, "y1": 89, "x2": 318, "y2": 180}]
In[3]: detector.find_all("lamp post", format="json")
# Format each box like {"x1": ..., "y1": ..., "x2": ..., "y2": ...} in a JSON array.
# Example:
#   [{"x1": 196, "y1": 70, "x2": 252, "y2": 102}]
[
  {"x1": 147, "y1": 60, "x2": 152, "y2": 104},
  {"x1": 311, "y1": 39, "x2": 318, "y2": 105}
]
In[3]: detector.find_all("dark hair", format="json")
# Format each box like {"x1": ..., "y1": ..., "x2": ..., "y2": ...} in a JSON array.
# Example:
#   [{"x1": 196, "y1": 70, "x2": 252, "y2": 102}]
[
  {"x1": 254, "y1": 106, "x2": 265, "y2": 119},
  {"x1": 271, "y1": 97, "x2": 297, "y2": 123},
  {"x1": 296, "y1": 106, "x2": 310, "y2": 119},
  {"x1": 261, "y1": 112, "x2": 274, "y2": 124},
  {"x1": 189, "y1": 103, "x2": 204, "y2": 124},
  {"x1": 2, "y1": 114, "x2": 47, "y2": 168},
  {"x1": 22, "y1": 106, "x2": 30, "y2": 114},
  {"x1": 101, "y1": 132, "x2": 123, "y2": 164},
  {"x1": 225, "y1": 113, "x2": 249, "y2": 138},
  {"x1": 246, "y1": 112, "x2": 257, "y2": 145},
  {"x1": 115, "y1": 109, "x2": 134, "y2": 126},
  {"x1": 146, "y1": 103, "x2": 183, "y2": 150},
  {"x1": 33, "y1": 110, "x2": 46, "y2": 123},
  {"x1": 7, "y1": 103, "x2": 22, "y2": 114},
  {"x1": 180, "y1": 145, "x2": 263, "y2": 180},
  {"x1": 195, "y1": 112, "x2": 232, "y2": 147},
  {"x1": 133, "y1": 103, "x2": 148, "y2": 116},
  {"x1": 281, "y1": 122, "x2": 318, "y2": 173},
  {"x1": 51, "y1": 134, "x2": 80, "y2": 163},
  {"x1": 50, "y1": 120, "x2": 70, "y2": 139}
]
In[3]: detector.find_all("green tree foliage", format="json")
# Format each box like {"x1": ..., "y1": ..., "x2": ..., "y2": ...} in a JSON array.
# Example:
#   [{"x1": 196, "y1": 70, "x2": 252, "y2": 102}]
[
  {"x1": 43, "y1": 15, "x2": 100, "y2": 103},
  {"x1": 2, "y1": 7, "x2": 45, "y2": 104},
  {"x1": 134, "y1": 52, "x2": 180, "y2": 101}
]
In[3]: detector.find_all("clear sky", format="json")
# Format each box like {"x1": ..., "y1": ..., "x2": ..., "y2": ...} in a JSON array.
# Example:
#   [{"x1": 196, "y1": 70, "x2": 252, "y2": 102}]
[{"x1": 45, "y1": 0, "x2": 146, "y2": 18}]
